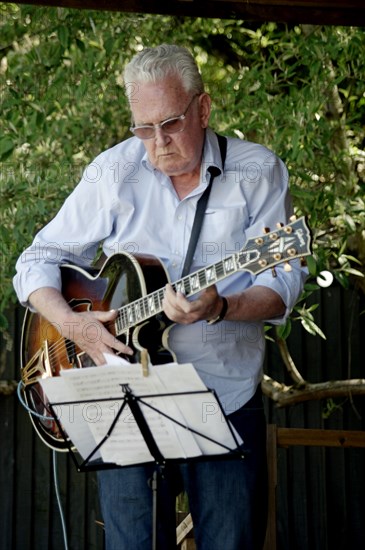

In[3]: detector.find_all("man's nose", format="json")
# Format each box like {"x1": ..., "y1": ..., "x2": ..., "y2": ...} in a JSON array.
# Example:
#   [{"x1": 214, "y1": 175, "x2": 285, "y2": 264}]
[{"x1": 154, "y1": 127, "x2": 171, "y2": 147}]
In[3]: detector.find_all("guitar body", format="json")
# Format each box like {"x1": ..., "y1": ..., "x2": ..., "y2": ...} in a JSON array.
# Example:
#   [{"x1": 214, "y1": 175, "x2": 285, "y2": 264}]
[{"x1": 20, "y1": 252, "x2": 174, "y2": 450}]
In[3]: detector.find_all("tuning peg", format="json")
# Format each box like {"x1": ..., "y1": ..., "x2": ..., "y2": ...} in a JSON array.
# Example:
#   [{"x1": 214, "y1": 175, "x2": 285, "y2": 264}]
[
  {"x1": 289, "y1": 215, "x2": 297, "y2": 222},
  {"x1": 284, "y1": 262, "x2": 292, "y2": 272},
  {"x1": 263, "y1": 227, "x2": 270, "y2": 234},
  {"x1": 300, "y1": 257, "x2": 307, "y2": 267},
  {"x1": 271, "y1": 267, "x2": 277, "y2": 278},
  {"x1": 276, "y1": 222, "x2": 284, "y2": 228}
]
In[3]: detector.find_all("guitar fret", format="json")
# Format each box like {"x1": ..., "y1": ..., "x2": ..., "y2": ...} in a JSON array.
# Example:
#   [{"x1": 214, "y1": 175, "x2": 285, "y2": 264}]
[
  {"x1": 175, "y1": 280, "x2": 185, "y2": 294},
  {"x1": 183, "y1": 278, "x2": 191, "y2": 295},
  {"x1": 117, "y1": 309, "x2": 128, "y2": 332},
  {"x1": 116, "y1": 315, "x2": 123, "y2": 333},
  {"x1": 134, "y1": 301, "x2": 143, "y2": 321},
  {"x1": 157, "y1": 289, "x2": 164, "y2": 310},
  {"x1": 140, "y1": 297, "x2": 148, "y2": 319},
  {"x1": 199, "y1": 270, "x2": 207, "y2": 288},
  {"x1": 189, "y1": 273, "x2": 201, "y2": 292},
  {"x1": 147, "y1": 294, "x2": 157, "y2": 314},
  {"x1": 126, "y1": 306, "x2": 135, "y2": 324},
  {"x1": 215, "y1": 260, "x2": 225, "y2": 279},
  {"x1": 205, "y1": 265, "x2": 217, "y2": 283},
  {"x1": 223, "y1": 256, "x2": 236, "y2": 274}
]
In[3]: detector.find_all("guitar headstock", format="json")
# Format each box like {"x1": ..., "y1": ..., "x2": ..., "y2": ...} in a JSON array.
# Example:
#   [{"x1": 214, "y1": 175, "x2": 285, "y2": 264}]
[{"x1": 238, "y1": 216, "x2": 312, "y2": 275}]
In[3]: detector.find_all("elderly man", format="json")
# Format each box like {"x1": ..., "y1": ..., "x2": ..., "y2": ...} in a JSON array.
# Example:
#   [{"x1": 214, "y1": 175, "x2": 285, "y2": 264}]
[{"x1": 14, "y1": 44, "x2": 306, "y2": 549}]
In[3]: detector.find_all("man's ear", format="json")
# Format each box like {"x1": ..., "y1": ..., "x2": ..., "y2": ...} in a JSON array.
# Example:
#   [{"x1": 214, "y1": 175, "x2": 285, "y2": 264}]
[{"x1": 199, "y1": 93, "x2": 212, "y2": 128}]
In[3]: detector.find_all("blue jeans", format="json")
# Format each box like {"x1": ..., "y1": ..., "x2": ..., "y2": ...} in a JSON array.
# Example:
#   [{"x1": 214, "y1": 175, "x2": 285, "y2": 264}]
[{"x1": 98, "y1": 387, "x2": 268, "y2": 550}]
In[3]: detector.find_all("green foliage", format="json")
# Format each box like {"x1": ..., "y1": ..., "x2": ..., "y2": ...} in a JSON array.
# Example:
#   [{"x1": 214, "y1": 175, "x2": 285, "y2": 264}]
[{"x1": 1, "y1": 5, "x2": 364, "y2": 331}]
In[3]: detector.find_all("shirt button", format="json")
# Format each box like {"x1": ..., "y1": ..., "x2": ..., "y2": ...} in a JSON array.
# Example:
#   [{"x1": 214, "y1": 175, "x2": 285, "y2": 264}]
[{"x1": 177, "y1": 215, "x2": 183, "y2": 221}]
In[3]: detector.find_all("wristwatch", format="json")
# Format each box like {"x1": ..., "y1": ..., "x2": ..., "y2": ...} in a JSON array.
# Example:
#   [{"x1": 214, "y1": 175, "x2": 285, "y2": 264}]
[{"x1": 207, "y1": 296, "x2": 228, "y2": 325}]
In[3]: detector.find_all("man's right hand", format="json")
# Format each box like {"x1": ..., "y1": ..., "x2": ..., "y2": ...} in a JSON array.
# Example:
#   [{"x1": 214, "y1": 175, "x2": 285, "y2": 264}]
[{"x1": 29, "y1": 287, "x2": 133, "y2": 365}]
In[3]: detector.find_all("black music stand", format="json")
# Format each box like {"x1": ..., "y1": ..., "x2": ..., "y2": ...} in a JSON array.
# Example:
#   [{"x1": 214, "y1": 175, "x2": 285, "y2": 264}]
[{"x1": 48, "y1": 383, "x2": 245, "y2": 550}]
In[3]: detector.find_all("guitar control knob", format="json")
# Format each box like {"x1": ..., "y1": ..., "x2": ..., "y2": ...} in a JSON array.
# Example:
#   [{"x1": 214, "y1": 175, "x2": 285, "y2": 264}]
[
  {"x1": 273, "y1": 253, "x2": 281, "y2": 261},
  {"x1": 284, "y1": 226, "x2": 293, "y2": 234},
  {"x1": 270, "y1": 233, "x2": 279, "y2": 240},
  {"x1": 287, "y1": 248, "x2": 296, "y2": 257},
  {"x1": 255, "y1": 237, "x2": 264, "y2": 245},
  {"x1": 259, "y1": 259, "x2": 268, "y2": 267}
]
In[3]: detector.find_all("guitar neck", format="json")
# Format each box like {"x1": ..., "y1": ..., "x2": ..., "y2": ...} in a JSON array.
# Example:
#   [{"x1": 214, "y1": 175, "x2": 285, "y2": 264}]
[
  {"x1": 114, "y1": 216, "x2": 311, "y2": 336},
  {"x1": 115, "y1": 253, "x2": 241, "y2": 336}
]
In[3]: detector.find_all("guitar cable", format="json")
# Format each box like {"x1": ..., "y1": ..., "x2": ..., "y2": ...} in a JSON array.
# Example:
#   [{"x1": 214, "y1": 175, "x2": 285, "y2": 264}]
[
  {"x1": 17, "y1": 381, "x2": 69, "y2": 550},
  {"x1": 17, "y1": 380, "x2": 51, "y2": 420},
  {"x1": 52, "y1": 449, "x2": 69, "y2": 550}
]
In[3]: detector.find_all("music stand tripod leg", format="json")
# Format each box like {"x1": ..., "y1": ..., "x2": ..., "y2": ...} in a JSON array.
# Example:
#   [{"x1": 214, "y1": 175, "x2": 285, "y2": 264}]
[{"x1": 122, "y1": 384, "x2": 166, "y2": 550}]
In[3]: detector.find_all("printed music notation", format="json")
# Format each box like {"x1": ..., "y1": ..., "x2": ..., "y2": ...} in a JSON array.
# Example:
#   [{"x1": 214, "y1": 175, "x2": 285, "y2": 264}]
[{"x1": 40, "y1": 355, "x2": 242, "y2": 466}]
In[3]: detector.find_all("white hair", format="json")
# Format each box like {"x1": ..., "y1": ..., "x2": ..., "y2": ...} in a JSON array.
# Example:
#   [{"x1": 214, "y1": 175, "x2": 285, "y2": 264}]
[{"x1": 123, "y1": 44, "x2": 204, "y2": 100}]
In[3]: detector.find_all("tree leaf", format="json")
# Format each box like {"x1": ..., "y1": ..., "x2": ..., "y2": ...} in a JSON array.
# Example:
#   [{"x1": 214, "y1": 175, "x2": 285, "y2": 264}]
[
  {"x1": 301, "y1": 317, "x2": 326, "y2": 339},
  {"x1": 57, "y1": 25, "x2": 70, "y2": 48},
  {"x1": 0, "y1": 137, "x2": 15, "y2": 159},
  {"x1": 276, "y1": 319, "x2": 292, "y2": 340}
]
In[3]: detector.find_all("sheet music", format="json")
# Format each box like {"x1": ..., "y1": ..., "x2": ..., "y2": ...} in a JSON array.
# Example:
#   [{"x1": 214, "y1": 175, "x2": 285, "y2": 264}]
[
  {"x1": 40, "y1": 355, "x2": 242, "y2": 466},
  {"x1": 40, "y1": 375, "x2": 102, "y2": 460}
]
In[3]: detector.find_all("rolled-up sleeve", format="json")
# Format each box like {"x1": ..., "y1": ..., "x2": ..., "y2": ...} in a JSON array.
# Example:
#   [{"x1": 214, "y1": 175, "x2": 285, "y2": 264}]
[
  {"x1": 237, "y1": 144, "x2": 308, "y2": 323},
  {"x1": 251, "y1": 259, "x2": 307, "y2": 324}
]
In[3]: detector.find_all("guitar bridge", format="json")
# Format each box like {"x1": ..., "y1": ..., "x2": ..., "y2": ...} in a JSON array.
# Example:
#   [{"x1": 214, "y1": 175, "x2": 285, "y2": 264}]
[{"x1": 22, "y1": 340, "x2": 52, "y2": 386}]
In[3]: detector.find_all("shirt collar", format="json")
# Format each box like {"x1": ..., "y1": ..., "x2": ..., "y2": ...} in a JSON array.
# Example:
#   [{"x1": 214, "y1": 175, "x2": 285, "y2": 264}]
[
  {"x1": 140, "y1": 127, "x2": 224, "y2": 181},
  {"x1": 201, "y1": 127, "x2": 224, "y2": 179}
]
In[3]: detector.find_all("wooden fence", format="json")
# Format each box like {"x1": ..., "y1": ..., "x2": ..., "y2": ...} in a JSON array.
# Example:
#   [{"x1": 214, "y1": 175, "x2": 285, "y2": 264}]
[{"x1": 1, "y1": 284, "x2": 364, "y2": 549}]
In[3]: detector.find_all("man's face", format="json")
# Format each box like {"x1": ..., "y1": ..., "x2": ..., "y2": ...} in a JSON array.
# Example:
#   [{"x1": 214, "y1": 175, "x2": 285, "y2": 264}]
[{"x1": 130, "y1": 76, "x2": 211, "y2": 179}]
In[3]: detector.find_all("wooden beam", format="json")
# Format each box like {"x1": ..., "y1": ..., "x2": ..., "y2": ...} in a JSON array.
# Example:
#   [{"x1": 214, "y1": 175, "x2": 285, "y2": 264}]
[
  {"x1": 264, "y1": 424, "x2": 278, "y2": 550},
  {"x1": 6, "y1": 0, "x2": 365, "y2": 26},
  {"x1": 276, "y1": 428, "x2": 365, "y2": 448}
]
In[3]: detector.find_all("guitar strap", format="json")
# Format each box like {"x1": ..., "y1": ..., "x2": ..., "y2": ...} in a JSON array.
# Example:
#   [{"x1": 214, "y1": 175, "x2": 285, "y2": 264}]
[{"x1": 181, "y1": 133, "x2": 227, "y2": 277}]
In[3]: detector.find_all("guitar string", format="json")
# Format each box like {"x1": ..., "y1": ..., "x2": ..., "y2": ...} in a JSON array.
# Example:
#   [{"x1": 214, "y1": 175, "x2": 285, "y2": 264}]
[
  {"x1": 42, "y1": 259, "x2": 228, "y2": 364},
  {"x1": 43, "y1": 286, "x2": 165, "y2": 363},
  {"x1": 37, "y1": 244, "x2": 263, "y2": 365},
  {"x1": 45, "y1": 253, "x2": 234, "y2": 360},
  {"x1": 37, "y1": 235, "x2": 294, "y2": 366}
]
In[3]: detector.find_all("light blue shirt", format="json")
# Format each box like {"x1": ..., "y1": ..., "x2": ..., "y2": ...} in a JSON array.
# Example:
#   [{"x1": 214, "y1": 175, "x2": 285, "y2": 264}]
[{"x1": 14, "y1": 128, "x2": 306, "y2": 412}]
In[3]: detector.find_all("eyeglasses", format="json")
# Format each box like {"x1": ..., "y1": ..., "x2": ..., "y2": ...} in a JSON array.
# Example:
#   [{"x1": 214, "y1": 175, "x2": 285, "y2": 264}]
[{"x1": 130, "y1": 94, "x2": 200, "y2": 140}]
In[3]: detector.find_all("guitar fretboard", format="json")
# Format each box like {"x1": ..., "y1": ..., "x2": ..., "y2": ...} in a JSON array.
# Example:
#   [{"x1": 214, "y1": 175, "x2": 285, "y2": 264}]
[{"x1": 114, "y1": 253, "x2": 241, "y2": 335}]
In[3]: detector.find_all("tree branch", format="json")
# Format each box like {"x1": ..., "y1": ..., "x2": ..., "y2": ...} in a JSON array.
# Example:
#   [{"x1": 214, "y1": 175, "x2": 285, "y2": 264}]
[
  {"x1": 262, "y1": 375, "x2": 365, "y2": 406},
  {"x1": 276, "y1": 336, "x2": 306, "y2": 386}
]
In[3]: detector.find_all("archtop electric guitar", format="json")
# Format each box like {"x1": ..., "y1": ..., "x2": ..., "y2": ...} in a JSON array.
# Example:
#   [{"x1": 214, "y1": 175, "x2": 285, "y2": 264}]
[{"x1": 20, "y1": 216, "x2": 311, "y2": 450}]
